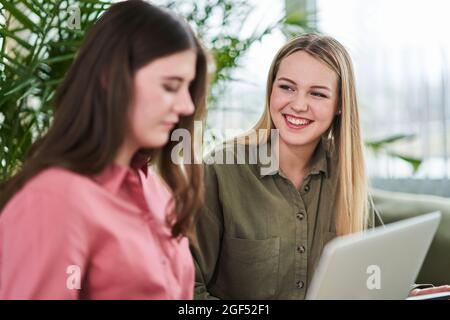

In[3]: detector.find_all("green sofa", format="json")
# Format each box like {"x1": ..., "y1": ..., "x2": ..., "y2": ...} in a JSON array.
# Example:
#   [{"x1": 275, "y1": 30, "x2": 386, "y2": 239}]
[{"x1": 371, "y1": 188, "x2": 450, "y2": 286}]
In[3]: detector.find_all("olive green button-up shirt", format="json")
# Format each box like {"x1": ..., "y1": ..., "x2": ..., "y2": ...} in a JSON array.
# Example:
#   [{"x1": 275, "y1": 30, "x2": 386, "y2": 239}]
[{"x1": 191, "y1": 140, "x2": 348, "y2": 300}]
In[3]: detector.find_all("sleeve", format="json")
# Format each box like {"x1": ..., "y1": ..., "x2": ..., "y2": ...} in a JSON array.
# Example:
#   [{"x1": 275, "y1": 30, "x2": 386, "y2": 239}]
[
  {"x1": 0, "y1": 189, "x2": 90, "y2": 300},
  {"x1": 189, "y1": 163, "x2": 224, "y2": 300}
]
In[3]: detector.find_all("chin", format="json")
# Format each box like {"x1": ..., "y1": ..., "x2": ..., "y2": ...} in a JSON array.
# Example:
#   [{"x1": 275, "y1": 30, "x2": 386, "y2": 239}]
[
  {"x1": 142, "y1": 134, "x2": 170, "y2": 149},
  {"x1": 279, "y1": 131, "x2": 320, "y2": 148}
]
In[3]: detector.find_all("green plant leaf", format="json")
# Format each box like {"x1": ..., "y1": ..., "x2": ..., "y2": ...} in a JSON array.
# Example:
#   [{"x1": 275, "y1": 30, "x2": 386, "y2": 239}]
[
  {"x1": 0, "y1": 28, "x2": 33, "y2": 50},
  {"x1": 3, "y1": 77, "x2": 36, "y2": 96},
  {"x1": 42, "y1": 52, "x2": 75, "y2": 64},
  {"x1": 386, "y1": 151, "x2": 423, "y2": 173},
  {"x1": 365, "y1": 133, "x2": 416, "y2": 152},
  {"x1": 0, "y1": 0, "x2": 42, "y2": 34}
]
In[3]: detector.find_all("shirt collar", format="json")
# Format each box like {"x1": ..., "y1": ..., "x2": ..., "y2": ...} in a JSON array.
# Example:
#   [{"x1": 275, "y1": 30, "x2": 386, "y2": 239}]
[
  {"x1": 92, "y1": 152, "x2": 149, "y2": 194},
  {"x1": 257, "y1": 137, "x2": 330, "y2": 179},
  {"x1": 308, "y1": 139, "x2": 329, "y2": 177}
]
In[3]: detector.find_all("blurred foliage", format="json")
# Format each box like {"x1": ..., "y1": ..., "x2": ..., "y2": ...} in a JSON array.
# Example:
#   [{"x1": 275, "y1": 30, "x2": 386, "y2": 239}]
[
  {"x1": 0, "y1": 0, "x2": 109, "y2": 180},
  {"x1": 365, "y1": 134, "x2": 423, "y2": 173},
  {"x1": 281, "y1": 8, "x2": 316, "y2": 38}
]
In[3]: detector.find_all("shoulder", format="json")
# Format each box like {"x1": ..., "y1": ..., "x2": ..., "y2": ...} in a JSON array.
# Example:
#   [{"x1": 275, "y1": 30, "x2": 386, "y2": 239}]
[
  {"x1": 26, "y1": 166, "x2": 93, "y2": 194},
  {"x1": 2, "y1": 167, "x2": 94, "y2": 216},
  {"x1": 0, "y1": 167, "x2": 94, "y2": 242},
  {"x1": 203, "y1": 143, "x2": 261, "y2": 178}
]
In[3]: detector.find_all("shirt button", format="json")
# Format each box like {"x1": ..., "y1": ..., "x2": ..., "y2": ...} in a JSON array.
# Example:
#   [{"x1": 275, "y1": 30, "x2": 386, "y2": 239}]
[
  {"x1": 296, "y1": 212, "x2": 305, "y2": 221},
  {"x1": 297, "y1": 245, "x2": 306, "y2": 254},
  {"x1": 304, "y1": 184, "x2": 310, "y2": 193},
  {"x1": 296, "y1": 280, "x2": 305, "y2": 289}
]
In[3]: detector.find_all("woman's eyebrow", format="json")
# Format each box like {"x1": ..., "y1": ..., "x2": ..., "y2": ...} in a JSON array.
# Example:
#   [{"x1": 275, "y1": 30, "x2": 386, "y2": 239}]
[
  {"x1": 277, "y1": 77, "x2": 297, "y2": 85},
  {"x1": 311, "y1": 85, "x2": 331, "y2": 91},
  {"x1": 162, "y1": 75, "x2": 195, "y2": 83},
  {"x1": 278, "y1": 77, "x2": 331, "y2": 91}
]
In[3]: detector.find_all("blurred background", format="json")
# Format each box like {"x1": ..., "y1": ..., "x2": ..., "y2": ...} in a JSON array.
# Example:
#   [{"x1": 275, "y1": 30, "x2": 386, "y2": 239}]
[
  {"x1": 1, "y1": 0, "x2": 450, "y2": 287},
  {"x1": 1, "y1": 0, "x2": 450, "y2": 196}
]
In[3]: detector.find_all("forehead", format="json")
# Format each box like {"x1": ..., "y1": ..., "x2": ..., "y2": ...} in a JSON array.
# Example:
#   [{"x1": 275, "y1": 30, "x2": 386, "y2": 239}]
[
  {"x1": 276, "y1": 50, "x2": 337, "y2": 88},
  {"x1": 137, "y1": 50, "x2": 197, "y2": 79}
]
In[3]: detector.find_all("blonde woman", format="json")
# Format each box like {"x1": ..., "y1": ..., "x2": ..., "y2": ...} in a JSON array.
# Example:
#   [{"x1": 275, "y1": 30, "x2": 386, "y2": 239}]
[{"x1": 191, "y1": 33, "x2": 450, "y2": 299}]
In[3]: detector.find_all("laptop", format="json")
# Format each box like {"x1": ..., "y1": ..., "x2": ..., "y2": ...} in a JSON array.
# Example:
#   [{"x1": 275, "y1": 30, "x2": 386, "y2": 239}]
[{"x1": 306, "y1": 211, "x2": 442, "y2": 300}]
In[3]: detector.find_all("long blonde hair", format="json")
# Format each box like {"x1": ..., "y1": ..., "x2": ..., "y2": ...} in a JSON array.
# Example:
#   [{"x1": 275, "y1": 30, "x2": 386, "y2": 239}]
[{"x1": 248, "y1": 33, "x2": 369, "y2": 235}]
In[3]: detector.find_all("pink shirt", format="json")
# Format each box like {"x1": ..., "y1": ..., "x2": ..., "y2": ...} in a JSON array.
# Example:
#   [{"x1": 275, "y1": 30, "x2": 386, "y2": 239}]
[{"x1": 0, "y1": 162, "x2": 194, "y2": 299}]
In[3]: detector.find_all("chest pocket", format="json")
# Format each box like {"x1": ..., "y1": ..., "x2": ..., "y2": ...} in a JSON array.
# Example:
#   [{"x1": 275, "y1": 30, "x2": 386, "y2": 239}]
[{"x1": 214, "y1": 235, "x2": 280, "y2": 299}]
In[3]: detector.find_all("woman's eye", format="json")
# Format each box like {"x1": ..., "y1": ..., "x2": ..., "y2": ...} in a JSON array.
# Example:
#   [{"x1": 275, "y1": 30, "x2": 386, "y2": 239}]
[
  {"x1": 311, "y1": 92, "x2": 328, "y2": 98},
  {"x1": 279, "y1": 85, "x2": 294, "y2": 92},
  {"x1": 163, "y1": 84, "x2": 179, "y2": 93}
]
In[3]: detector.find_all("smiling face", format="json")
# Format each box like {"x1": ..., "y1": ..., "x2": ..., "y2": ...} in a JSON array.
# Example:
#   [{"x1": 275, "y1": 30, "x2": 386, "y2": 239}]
[
  {"x1": 269, "y1": 50, "x2": 339, "y2": 150},
  {"x1": 125, "y1": 50, "x2": 197, "y2": 151}
]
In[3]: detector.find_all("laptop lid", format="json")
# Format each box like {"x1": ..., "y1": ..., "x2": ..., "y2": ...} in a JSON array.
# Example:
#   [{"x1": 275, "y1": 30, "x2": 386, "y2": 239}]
[{"x1": 306, "y1": 211, "x2": 441, "y2": 300}]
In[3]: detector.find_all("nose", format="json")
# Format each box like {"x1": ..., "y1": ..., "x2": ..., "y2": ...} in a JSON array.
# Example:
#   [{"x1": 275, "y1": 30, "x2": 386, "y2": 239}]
[
  {"x1": 290, "y1": 92, "x2": 309, "y2": 113},
  {"x1": 173, "y1": 89, "x2": 195, "y2": 116}
]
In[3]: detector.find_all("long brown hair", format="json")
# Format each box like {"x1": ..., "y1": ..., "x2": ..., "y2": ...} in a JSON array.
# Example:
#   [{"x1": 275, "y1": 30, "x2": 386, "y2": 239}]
[
  {"x1": 0, "y1": 0, "x2": 208, "y2": 238},
  {"x1": 247, "y1": 34, "x2": 369, "y2": 235}
]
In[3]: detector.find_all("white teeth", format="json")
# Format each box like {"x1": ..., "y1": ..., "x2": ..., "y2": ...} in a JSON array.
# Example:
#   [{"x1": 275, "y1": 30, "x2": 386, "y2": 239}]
[{"x1": 285, "y1": 115, "x2": 310, "y2": 126}]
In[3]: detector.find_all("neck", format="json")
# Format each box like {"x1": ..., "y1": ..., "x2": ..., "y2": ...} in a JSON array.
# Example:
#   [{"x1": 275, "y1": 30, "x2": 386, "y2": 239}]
[
  {"x1": 279, "y1": 138, "x2": 320, "y2": 189},
  {"x1": 114, "y1": 140, "x2": 138, "y2": 168}
]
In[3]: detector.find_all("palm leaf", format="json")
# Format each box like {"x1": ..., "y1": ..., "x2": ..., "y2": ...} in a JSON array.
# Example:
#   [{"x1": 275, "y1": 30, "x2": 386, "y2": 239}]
[
  {"x1": 365, "y1": 133, "x2": 416, "y2": 152},
  {"x1": 386, "y1": 151, "x2": 423, "y2": 173},
  {"x1": 0, "y1": 0, "x2": 110, "y2": 181},
  {"x1": 0, "y1": 0, "x2": 42, "y2": 33}
]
